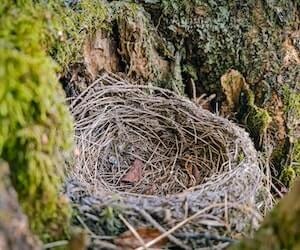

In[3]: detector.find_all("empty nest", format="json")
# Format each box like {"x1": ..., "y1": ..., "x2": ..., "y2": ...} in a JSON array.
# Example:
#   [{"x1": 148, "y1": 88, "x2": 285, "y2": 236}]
[{"x1": 66, "y1": 73, "x2": 272, "y2": 249}]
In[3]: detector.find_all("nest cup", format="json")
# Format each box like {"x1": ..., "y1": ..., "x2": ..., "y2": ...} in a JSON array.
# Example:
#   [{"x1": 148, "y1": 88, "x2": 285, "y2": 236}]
[{"x1": 67, "y1": 73, "x2": 272, "y2": 249}]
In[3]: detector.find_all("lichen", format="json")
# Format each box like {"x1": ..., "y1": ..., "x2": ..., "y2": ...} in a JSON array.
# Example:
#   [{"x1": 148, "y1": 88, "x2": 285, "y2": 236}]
[
  {"x1": 149, "y1": 0, "x2": 299, "y2": 99},
  {"x1": 0, "y1": 0, "x2": 73, "y2": 241}
]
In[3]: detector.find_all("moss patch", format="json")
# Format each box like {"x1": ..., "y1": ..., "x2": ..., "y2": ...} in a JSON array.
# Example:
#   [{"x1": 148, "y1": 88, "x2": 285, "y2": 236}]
[
  {"x1": 0, "y1": 0, "x2": 73, "y2": 241},
  {"x1": 238, "y1": 89, "x2": 272, "y2": 149},
  {"x1": 243, "y1": 102, "x2": 272, "y2": 148},
  {"x1": 279, "y1": 87, "x2": 300, "y2": 186},
  {"x1": 99, "y1": 206, "x2": 125, "y2": 235},
  {"x1": 41, "y1": 0, "x2": 108, "y2": 73}
]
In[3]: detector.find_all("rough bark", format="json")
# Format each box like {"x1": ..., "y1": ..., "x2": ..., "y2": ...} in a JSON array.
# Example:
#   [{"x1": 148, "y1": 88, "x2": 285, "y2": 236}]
[{"x1": 0, "y1": 161, "x2": 41, "y2": 250}]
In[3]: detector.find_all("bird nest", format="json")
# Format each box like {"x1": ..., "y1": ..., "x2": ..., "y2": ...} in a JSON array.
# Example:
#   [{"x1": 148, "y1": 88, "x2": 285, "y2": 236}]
[{"x1": 66, "y1": 73, "x2": 272, "y2": 249}]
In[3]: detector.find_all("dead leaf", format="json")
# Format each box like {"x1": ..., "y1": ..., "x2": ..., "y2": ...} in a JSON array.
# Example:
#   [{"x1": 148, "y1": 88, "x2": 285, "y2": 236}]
[
  {"x1": 192, "y1": 165, "x2": 202, "y2": 185},
  {"x1": 121, "y1": 159, "x2": 143, "y2": 183},
  {"x1": 184, "y1": 158, "x2": 196, "y2": 187},
  {"x1": 114, "y1": 228, "x2": 168, "y2": 250}
]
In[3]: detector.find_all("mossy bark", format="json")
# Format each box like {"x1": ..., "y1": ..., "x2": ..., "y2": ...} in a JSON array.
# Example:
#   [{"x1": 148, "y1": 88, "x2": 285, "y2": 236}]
[
  {"x1": 0, "y1": 0, "x2": 74, "y2": 242},
  {"x1": 280, "y1": 88, "x2": 300, "y2": 186},
  {"x1": 230, "y1": 180, "x2": 300, "y2": 250}
]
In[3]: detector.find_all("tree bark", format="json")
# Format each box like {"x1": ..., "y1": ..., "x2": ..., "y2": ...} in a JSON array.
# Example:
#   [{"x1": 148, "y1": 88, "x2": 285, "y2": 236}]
[{"x1": 0, "y1": 161, "x2": 41, "y2": 250}]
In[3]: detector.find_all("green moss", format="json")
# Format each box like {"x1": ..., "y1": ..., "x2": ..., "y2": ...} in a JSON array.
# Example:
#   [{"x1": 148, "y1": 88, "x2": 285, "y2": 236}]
[
  {"x1": 280, "y1": 87, "x2": 300, "y2": 186},
  {"x1": 279, "y1": 166, "x2": 299, "y2": 187},
  {"x1": 46, "y1": 0, "x2": 108, "y2": 72},
  {"x1": 246, "y1": 107, "x2": 272, "y2": 137},
  {"x1": 238, "y1": 89, "x2": 272, "y2": 147},
  {"x1": 293, "y1": 141, "x2": 300, "y2": 166},
  {"x1": 0, "y1": 1, "x2": 73, "y2": 241},
  {"x1": 99, "y1": 206, "x2": 124, "y2": 235},
  {"x1": 283, "y1": 87, "x2": 300, "y2": 125},
  {"x1": 271, "y1": 143, "x2": 289, "y2": 171},
  {"x1": 183, "y1": 64, "x2": 198, "y2": 80},
  {"x1": 0, "y1": 0, "x2": 108, "y2": 72}
]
